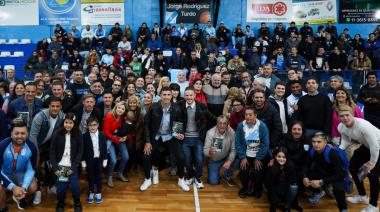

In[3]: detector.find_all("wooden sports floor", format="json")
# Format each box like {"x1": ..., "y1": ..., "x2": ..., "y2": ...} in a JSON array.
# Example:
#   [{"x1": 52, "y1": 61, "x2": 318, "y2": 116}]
[{"x1": 7, "y1": 168, "x2": 379, "y2": 211}]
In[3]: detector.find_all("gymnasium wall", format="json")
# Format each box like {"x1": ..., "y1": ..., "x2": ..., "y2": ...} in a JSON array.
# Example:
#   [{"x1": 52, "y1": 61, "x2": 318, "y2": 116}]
[{"x1": 0, "y1": 0, "x2": 378, "y2": 43}]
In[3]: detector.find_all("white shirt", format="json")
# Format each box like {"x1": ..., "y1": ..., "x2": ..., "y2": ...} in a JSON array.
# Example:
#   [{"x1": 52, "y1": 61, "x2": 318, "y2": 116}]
[
  {"x1": 287, "y1": 91, "x2": 306, "y2": 117},
  {"x1": 90, "y1": 131, "x2": 100, "y2": 158},
  {"x1": 339, "y1": 118, "x2": 380, "y2": 165},
  {"x1": 59, "y1": 133, "x2": 71, "y2": 167},
  {"x1": 275, "y1": 99, "x2": 288, "y2": 133},
  {"x1": 43, "y1": 116, "x2": 58, "y2": 143}
]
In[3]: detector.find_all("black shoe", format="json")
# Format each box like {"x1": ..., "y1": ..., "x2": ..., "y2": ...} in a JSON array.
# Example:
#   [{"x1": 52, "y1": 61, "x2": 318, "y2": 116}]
[
  {"x1": 74, "y1": 203, "x2": 82, "y2": 212},
  {"x1": 252, "y1": 191, "x2": 262, "y2": 199},
  {"x1": 291, "y1": 204, "x2": 303, "y2": 212},
  {"x1": 283, "y1": 207, "x2": 291, "y2": 212},
  {"x1": 12, "y1": 196, "x2": 27, "y2": 210},
  {"x1": 0, "y1": 207, "x2": 8, "y2": 212},
  {"x1": 238, "y1": 188, "x2": 249, "y2": 198},
  {"x1": 56, "y1": 206, "x2": 64, "y2": 212},
  {"x1": 222, "y1": 176, "x2": 236, "y2": 187}
]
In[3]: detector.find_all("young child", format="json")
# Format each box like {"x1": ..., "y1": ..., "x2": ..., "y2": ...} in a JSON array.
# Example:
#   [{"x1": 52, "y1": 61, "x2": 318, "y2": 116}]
[
  {"x1": 266, "y1": 147, "x2": 301, "y2": 212},
  {"x1": 82, "y1": 117, "x2": 108, "y2": 204},
  {"x1": 50, "y1": 113, "x2": 83, "y2": 212}
]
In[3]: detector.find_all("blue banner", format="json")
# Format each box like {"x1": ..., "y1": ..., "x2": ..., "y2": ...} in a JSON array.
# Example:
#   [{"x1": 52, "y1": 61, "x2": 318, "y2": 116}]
[{"x1": 39, "y1": 0, "x2": 81, "y2": 26}]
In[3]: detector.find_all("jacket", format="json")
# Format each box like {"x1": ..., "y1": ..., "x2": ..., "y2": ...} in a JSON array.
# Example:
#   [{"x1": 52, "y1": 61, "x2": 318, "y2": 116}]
[
  {"x1": 143, "y1": 101, "x2": 182, "y2": 144},
  {"x1": 102, "y1": 112, "x2": 124, "y2": 144},
  {"x1": 204, "y1": 126, "x2": 236, "y2": 162},
  {"x1": 177, "y1": 100, "x2": 215, "y2": 141},
  {"x1": 0, "y1": 138, "x2": 37, "y2": 190},
  {"x1": 235, "y1": 120, "x2": 269, "y2": 161},
  {"x1": 7, "y1": 96, "x2": 43, "y2": 120},
  {"x1": 71, "y1": 103, "x2": 102, "y2": 128},
  {"x1": 82, "y1": 131, "x2": 107, "y2": 163},
  {"x1": 0, "y1": 110, "x2": 8, "y2": 141},
  {"x1": 29, "y1": 109, "x2": 65, "y2": 148},
  {"x1": 268, "y1": 95, "x2": 290, "y2": 129},
  {"x1": 49, "y1": 131, "x2": 83, "y2": 172}
]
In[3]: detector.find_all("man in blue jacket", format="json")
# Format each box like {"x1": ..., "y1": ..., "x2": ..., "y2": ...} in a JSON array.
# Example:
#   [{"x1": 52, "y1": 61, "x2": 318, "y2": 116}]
[
  {"x1": 0, "y1": 121, "x2": 38, "y2": 211},
  {"x1": 235, "y1": 106, "x2": 269, "y2": 198}
]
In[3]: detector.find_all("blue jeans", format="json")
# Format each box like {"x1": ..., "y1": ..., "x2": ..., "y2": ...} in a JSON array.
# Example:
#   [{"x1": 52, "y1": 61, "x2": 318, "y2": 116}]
[
  {"x1": 182, "y1": 137, "x2": 203, "y2": 179},
  {"x1": 107, "y1": 140, "x2": 129, "y2": 176},
  {"x1": 207, "y1": 157, "x2": 239, "y2": 185},
  {"x1": 56, "y1": 170, "x2": 80, "y2": 202}
]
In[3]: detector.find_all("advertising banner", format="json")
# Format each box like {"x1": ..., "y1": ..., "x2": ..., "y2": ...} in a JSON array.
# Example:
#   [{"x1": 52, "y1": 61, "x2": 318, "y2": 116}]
[
  {"x1": 339, "y1": 0, "x2": 380, "y2": 23},
  {"x1": 165, "y1": 0, "x2": 211, "y2": 24},
  {"x1": 0, "y1": 0, "x2": 38, "y2": 25},
  {"x1": 81, "y1": 3, "x2": 124, "y2": 25},
  {"x1": 39, "y1": 0, "x2": 81, "y2": 25},
  {"x1": 292, "y1": 0, "x2": 337, "y2": 24},
  {"x1": 81, "y1": 0, "x2": 124, "y2": 2},
  {"x1": 246, "y1": 0, "x2": 292, "y2": 23}
]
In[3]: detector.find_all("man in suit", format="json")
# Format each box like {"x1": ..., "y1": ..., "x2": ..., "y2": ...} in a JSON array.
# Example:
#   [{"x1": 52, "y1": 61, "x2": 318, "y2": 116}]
[{"x1": 71, "y1": 93, "x2": 101, "y2": 134}]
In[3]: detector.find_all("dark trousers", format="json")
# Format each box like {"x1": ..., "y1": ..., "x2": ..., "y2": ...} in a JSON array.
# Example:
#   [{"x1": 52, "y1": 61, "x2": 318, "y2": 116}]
[
  {"x1": 36, "y1": 142, "x2": 55, "y2": 189},
  {"x1": 142, "y1": 138, "x2": 185, "y2": 179},
  {"x1": 56, "y1": 171, "x2": 81, "y2": 206},
  {"x1": 86, "y1": 158, "x2": 103, "y2": 193},
  {"x1": 240, "y1": 157, "x2": 264, "y2": 194},
  {"x1": 349, "y1": 145, "x2": 380, "y2": 206},
  {"x1": 365, "y1": 113, "x2": 380, "y2": 130},
  {"x1": 268, "y1": 184, "x2": 298, "y2": 211}
]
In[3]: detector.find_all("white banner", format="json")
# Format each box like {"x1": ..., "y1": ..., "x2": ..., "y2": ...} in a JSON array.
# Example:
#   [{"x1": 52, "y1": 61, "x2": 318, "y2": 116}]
[
  {"x1": 247, "y1": 0, "x2": 292, "y2": 23},
  {"x1": 81, "y1": 3, "x2": 124, "y2": 25},
  {"x1": 0, "y1": 0, "x2": 39, "y2": 25},
  {"x1": 292, "y1": 0, "x2": 337, "y2": 24}
]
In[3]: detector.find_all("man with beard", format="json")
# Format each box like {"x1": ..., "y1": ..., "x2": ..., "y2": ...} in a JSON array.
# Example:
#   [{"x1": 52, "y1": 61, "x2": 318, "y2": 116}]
[
  {"x1": 251, "y1": 90, "x2": 282, "y2": 149},
  {"x1": 239, "y1": 71, "x2": 254, "y2": 101},
  {"x1": 96, "y1": 90, "x2": 114, "y2": 121},
  {"x1": 203, "y1": 73, "x2": 229, "y2": 116},
  {"x1": 71, "y1": 93, "x2": 101, "y2": 134},
  {"x1": 89, "y1": 80, "x2": 104, "y2": 103},
  {"x1": 43, "y1": 81, "x2": 74, "y2": 113},
  {"x1": 254, "y1": 64, "x2": 281, "y2": 91},
  {"x1": 67, "y1": 70, "x2": 89, "y2": 104},
  {"x1": 286, "y1": 80, "x2": 306, "y2": 118},
  {"x1": 357, "y1": 72, "x2": 380, "y2": 129}
]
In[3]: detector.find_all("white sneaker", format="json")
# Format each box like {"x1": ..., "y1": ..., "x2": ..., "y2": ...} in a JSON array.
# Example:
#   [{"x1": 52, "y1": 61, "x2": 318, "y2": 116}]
[
  {"x1": 178, "y1": 178, "x2": 190, "y2": 192},
  {"x1": 47, "y1": 186, "x2": 56, "y2": 194},
  {"x1": 185, "y1": 178, "x2": 194, "y2": 186},
  {"x1": 140, "y1": 178, "x2": 152, "y2": 191},
  {"x1": 347, "y1": 195, "x2": 369, "y2": 204},
  {"x1": 194, "y1": 178, "x2": 204, "y2": 189},
  {"x1": 33, "y1": 190, "x2": 42, "y2": 205},
  {"x1": 152, "y1": 169, "x2": 159, "y2": 185},
  {"x1": 361, "y1": 204, "x2": 379, "y2": 212}
]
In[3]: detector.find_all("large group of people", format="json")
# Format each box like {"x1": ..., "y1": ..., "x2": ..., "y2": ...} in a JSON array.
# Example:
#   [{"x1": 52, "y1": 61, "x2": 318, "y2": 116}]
[{"x1": 0, "y1": 21, "x2": 379, "y2": 212}]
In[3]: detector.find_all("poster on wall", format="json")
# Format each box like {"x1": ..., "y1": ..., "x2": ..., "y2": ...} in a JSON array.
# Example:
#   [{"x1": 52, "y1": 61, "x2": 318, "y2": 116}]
[
  {"x1": 39, "y1": 0, "x2": 81, "y2": 25},
  {"x1": 0, "y1": 0, "x2": 39, "y2": 25},
  {"x1": 246, "y1": 0, "x2": 292, "y2": 23},
  {"x1": 292, "y1": 0, "x2": 337, "y2": 24},
  {"x1": 81, "y1": 3, "x2": 124, "y2": 25},
  {"x1": 339, "y1": 0, "x2": 380, "y2": 23},
  {"x1": 165, "y1": 0, "x2": 211, "y2": 24}
]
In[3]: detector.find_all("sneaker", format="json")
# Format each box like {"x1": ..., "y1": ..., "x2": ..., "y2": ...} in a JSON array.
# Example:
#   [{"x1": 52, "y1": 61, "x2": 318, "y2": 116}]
[
  {"x1": 361, "y1": 204, "x2": 379, "y2": 212},
  {"x1": 33, "y1": 190, "x2": 42, "y2": 205},
  {"x1": 347, "y1": 195, "x2": 369, "y2": 204},
  {"x1": 308, "y1": 191, "x2": 326, "y2": 204},
  {"x1": 118, "y1": 173, "x2": 128, "y2": 182},
  {"x1": 238, "y1": 188, "x2": 249, "y2": 198},
  {"x1": 140, "y1": 178, "x2": 152, "y2": 191},
  {"x1": 222, "y1": 176, "x2": 236, "y2": 187},
  {"x1": 107, "y1": 176, "x2": 114, "y2": 188},
  {"x1": 152, "y1": 169, "x2": 159, "y2": 185},
  {"x1": 194, "y1": 178, "x2": 204, "y2": 189},
  {"x1": 12, "y1": 196, "x2": 27, "y2": 210},
  {"x1": 47, "y1": 186, "x2": 57, "y2": 194},
  {"x1": 178, "y1": 178, "x2": 190, "y2": 192},
  {"x1": 87, "y1": 193, "x2": 94, "y2": 204},
  {"x1": 185, "y1": 178, "x2": 194, "y2": 185},
  {"x1": 95, "y1": 193, "x2": 103, "y2": 204}
]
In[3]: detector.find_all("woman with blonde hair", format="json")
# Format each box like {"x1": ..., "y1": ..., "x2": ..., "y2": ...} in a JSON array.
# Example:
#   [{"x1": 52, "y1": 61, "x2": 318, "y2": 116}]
[
  {"x1": 102, "y1": 101, "x2": 129, "y2": 187},
  {"x1": 223, "y1": 87, "x2": 242, "y2": 117},
  {"x1": 156, "y1": 76, "x2": 170, "y2": 95},
  {"x1": 331, "y1": 87, "x2": 363, "y2": 146}
]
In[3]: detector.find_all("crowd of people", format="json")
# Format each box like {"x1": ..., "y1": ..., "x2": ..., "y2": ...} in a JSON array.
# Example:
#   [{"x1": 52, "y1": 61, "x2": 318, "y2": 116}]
[{"x1": 0, "y1": 20, "x2": 379, "y2": 212}]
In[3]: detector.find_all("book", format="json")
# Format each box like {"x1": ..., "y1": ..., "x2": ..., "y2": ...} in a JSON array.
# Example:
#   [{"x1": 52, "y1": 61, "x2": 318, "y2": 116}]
[
  {"x1": 172, "y1": 122, "x2": 183, "y2": 137},
  {"x1": 58, "y1": 166, "x2": 70, "y2": 182},
  {"x1": 17, "y1": 112, "x2": 29, "y2": 126},
  {"x1": 212, "y1": 137, "x2": 223, "y2": 153}
]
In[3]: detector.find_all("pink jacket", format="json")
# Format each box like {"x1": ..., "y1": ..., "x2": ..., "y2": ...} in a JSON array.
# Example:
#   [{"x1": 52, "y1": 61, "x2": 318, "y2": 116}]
[{"x1": 331, "y1": 106, "x2": 363, "y2": 137}]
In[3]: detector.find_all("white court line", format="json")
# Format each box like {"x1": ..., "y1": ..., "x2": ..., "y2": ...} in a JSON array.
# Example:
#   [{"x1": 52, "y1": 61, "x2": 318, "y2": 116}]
[{"x1": 193, "y1": 183, "x2": 201, "y2": 212}]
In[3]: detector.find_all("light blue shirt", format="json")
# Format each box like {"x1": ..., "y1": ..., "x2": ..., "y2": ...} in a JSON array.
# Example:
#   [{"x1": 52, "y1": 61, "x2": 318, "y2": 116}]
[
  {"x1": 155, "y1": 106, "x2": 173, "y2": 142},
  {"x1": 204, "y1": 26, "x2": 216, "y2": 37},
  {"x1": 101, "y1": 54, "x2": 114, "y2": 66}
]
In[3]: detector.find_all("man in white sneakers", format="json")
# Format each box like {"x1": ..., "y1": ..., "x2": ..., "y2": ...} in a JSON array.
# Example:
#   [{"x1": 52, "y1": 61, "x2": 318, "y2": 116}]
[
  {"x1": 140, "y1": 87, "x2": 189, "y2": 192},
  {"x1": 338, "y1": 105, "x2": 380, "y2": 212}
]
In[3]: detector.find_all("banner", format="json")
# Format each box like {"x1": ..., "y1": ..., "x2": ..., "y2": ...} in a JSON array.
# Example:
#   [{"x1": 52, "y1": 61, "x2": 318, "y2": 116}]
[
  {"x1": 292, "y1": 0, "x2": 336, "y2": 24},
  {"x1": 81, "y1": 3, "x2": 124, "y2": 25},
  {"x1": 0, "y1": 0, "x2": 38, "y2": 25},
  {"x1": 165, "y1": 0, "x2": 211, "y2": 24},
  {"x1": 81, "y1": 0, "x2": 124, "y2": 2},
  {"x1": 339, "y1": 0, "x2": 380, "y2": 23},
  {"x1": 39, "y1": 0, "x2": 81, "y2": 25},
  {"x1": 246, "y1": 0, "x2": 292, "y2": 23}
]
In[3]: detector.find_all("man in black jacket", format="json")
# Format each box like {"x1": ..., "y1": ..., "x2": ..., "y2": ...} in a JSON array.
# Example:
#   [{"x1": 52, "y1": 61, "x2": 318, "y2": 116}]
[
  {"x1": 140, "y1": 87, "x2": 189, "y2": 192},
  {"x1": 251, "y1": 90, "x2": 282, "y2": 149},
  {"x1": 70, "y1": 93, "x2": 101, "y2": 134},
  {"x1": 357, "y1": 72, "x2": 380, "y2": 129},
  {"x1": 178, "y1": 87, "x2": 215, "y2": 189},
  {"x1": 268, "y1": 82, "x2": 289, "y2": 136}
]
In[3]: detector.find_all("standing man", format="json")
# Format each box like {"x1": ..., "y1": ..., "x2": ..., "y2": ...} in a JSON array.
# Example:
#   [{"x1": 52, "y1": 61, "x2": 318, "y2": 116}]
[
  {"x1": 357, "y1": 72, "x2": 380, "y2": 129},
  {"x1": 178, "y1": 88, "x2": 214, "y2": 188},
  {"x1": 140, "y1": 87, "x2": 189, "y2": 192},
  {"x1": 203, "y1": 73, "x2": 229, "y2": 116},
  {"x1": 0, "y1": 122, "x2": 38, "y2": 210},
  {"x1": 338, "y1": 105, "x2": 380, "y2": 212}
]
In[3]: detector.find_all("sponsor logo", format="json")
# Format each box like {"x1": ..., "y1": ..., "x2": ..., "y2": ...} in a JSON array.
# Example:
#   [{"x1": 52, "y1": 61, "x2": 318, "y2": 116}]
[
  {"x1": 251, "y1": 1, "x2": 287, "y2": 16},
  {"x1": 41, "y1": 0, "x2": 77, "y2": 14}
]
